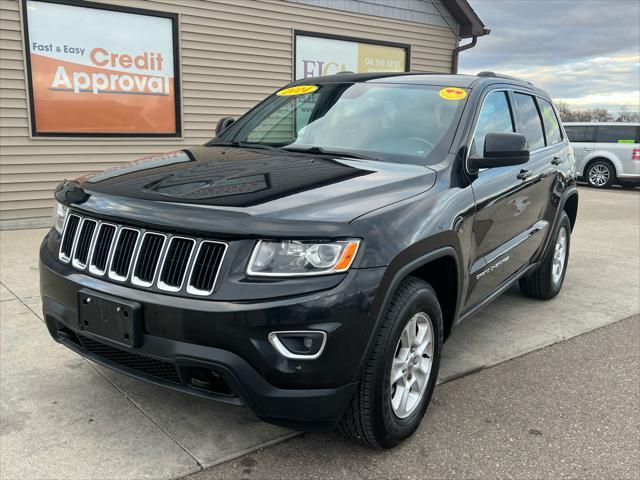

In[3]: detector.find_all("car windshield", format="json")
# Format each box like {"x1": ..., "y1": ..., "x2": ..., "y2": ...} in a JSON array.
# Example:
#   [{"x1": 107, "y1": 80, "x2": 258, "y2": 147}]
[{"x1": 213, "y1": 82, "x2": 468, "y2": 165}]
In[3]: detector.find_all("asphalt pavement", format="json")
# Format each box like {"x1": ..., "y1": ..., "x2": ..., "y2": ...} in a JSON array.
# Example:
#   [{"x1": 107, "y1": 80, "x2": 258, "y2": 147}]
[{"x1": 190, "y1": 314, "x2": 640, "y2": 480}]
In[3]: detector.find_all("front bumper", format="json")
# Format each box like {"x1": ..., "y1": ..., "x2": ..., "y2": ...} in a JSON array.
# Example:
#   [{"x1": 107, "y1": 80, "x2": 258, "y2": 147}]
[{"x1": 40, "y1": 237, "x2": 385, "y2": 431}]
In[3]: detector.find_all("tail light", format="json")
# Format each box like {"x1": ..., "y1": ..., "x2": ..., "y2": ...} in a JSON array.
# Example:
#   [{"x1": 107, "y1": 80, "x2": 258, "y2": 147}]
[{"x1": 632, "y1": 148, "x2": 640, "y2": 161}]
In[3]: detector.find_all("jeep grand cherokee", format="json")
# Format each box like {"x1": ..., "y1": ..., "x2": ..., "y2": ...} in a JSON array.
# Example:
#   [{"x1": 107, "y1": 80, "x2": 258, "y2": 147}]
[{"x1": 40, "y1": 72, "x2": 578, "y2": 448}]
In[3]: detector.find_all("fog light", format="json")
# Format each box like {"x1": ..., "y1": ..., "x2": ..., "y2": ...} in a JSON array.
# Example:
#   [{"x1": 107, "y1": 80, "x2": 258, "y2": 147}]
[{"x1": 268, "y1": 331, "x2": 327, "y2": 360}]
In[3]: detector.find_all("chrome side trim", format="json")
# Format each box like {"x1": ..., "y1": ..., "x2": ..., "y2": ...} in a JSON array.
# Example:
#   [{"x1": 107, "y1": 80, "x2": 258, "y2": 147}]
[
  {"x1": 157, "y1": 236, "x2": 196, "y2": 293},
  {"x1": 185, "y1": 240, "x2": 228, "y2": 296},
  {"x1": 131, "y1": 232, "x2": 168, "y2": 288}
]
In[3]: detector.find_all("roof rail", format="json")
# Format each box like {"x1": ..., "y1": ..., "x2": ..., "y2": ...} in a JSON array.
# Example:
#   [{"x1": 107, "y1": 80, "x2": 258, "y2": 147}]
[{"x1": 476, "y1": 71, "x2": 533, "y2": 85}]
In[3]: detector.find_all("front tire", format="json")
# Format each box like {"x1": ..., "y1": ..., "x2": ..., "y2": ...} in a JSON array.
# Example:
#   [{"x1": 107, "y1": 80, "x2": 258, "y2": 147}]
[
  {"x1": 520, "y1": 211, "x2": 571, "y2": 299},
  {"x1": 338, "y1": 277, "x2": 443, "y2": 448},
  {"x1": 586, "y1": 159, "x2": 616, "y2": 188}
]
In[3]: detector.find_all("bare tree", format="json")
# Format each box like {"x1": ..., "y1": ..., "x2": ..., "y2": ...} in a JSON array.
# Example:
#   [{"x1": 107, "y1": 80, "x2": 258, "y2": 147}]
[
  {"x1": 554, "y1": 101, "x2": 576, "y2": 122},
  {"x1": 573, "y1": 109, "x2": 594, "y2": 122},
  {"x1": 590, "y1": 108, "x2": 613, "y2": 122},
  {"x1": 615, "y1": 107, "x2": 640, "y2": 123},
  {"x1": 552, "y1": 101, "x2": 639, "y2": 123}
]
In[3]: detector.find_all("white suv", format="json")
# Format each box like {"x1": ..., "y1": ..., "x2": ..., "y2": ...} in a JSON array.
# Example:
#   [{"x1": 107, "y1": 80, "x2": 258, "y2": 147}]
[{"x1": 564, "y1": 122, "x2": 639, "y2": 188}]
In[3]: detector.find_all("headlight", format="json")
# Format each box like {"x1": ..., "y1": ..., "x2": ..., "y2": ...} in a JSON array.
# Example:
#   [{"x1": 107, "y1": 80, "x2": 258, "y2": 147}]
[
  {"x1": 247, "y1": 240, "x2": 360, "y2": 277},
  {"x1": 53, "y1": 202, "x2": 69, "y2": 234}
]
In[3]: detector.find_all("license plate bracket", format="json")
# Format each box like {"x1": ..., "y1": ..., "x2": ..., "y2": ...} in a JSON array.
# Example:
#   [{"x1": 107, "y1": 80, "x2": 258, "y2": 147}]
[{"x1": 78, "y1": 288, "x2": 142, "y2": 348}]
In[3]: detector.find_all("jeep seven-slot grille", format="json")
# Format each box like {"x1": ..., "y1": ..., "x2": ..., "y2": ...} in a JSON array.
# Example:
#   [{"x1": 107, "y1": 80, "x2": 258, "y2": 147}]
[
  {"x1": 188, "y1": 241, "x2": 227, "y2": 295},
  {"x1": 59, "y1": 214, "x2": 80, "y2": 260},
  {"x1": 91, "y1": 224, "x2": 116, "y2": 274},
  {"x1": 132, "y1": 233, "x2": 165, "y2": 286},
  {"x1": 159, "y1": 237, "x2": 195, "y2": 290},
  {"x1": 58, "y1": 213, "x2": 227, "y2": 296},
  {"x1": 109, "y1": 228, "x2": 139, "y2": 280},
  {"x1": 77, "y1": 335, "x2": 181, "y2": 383},
  {"x1": 72, "y1": 219, "x2": 96, "y2": 268}
]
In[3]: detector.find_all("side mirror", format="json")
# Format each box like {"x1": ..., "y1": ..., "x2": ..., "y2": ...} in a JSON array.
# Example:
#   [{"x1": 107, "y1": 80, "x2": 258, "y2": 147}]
[
  {"x1": 215, "y1": 117, "x2": 236, "y2": 136},
  {"x1": 469, "y1": 132, "x2": 530, "y2": 169}
]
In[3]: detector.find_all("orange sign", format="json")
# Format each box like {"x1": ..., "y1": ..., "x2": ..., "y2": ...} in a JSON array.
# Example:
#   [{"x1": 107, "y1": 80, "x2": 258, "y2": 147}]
[{"x1": 25, "y1": 1, "x2": 179, "y2": 136}]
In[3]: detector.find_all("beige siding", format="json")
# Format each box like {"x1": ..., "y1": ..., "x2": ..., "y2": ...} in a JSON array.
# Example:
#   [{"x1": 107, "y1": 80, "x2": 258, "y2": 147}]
[{"x1": 0, "y1": 0, "x2": 458, "y2": 228}]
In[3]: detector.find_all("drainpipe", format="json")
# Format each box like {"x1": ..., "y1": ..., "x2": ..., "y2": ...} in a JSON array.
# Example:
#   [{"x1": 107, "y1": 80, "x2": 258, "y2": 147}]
[{"x1": 452, "y1": 36, "x2": 477, "y2": 74}]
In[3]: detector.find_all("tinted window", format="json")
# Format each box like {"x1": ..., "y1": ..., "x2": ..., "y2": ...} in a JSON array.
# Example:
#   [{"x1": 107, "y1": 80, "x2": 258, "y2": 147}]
[
  {"x1": 513, "y1": 93, "x2": 545, "y2": 150},
  {"x1": 565, "y1": 126, "x2": 596, "y2": 142},
  {"x1": 595, "y1": 125, "x2": 639, "y2": 143},
  {"x1": 565, "y1": 126, "x2": 584, "y2": 142},
  {"x1": 539, "y1": 98, "x2": 562, "y2": 145},
  {"x1": 471, "y1": 91, "x2": 514, "y2": 156}
]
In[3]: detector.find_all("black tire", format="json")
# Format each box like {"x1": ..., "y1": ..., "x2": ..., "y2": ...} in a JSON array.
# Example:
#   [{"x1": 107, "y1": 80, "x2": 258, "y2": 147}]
[
  {"x1": 519, "y1": 211, "x2": 571, "y2": 300},
  {"x1": 337, "y1": 276, "x2": 443, "y2": 448},
  {"x1": 585, "y1": 159, "x2": 616, "y2": 189}
]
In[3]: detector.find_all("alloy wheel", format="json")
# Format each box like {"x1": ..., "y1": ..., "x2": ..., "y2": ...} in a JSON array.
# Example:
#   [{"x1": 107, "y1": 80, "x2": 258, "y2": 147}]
[
  {"x1": 552, "y1": 226, "x2": 568, "y2": 285},
  {"x1": 389, "y1": 312, "x2": 434, "y2": 418},
  {"x1": 588, "y1": 164, "x2": 610, "y2": 187}
]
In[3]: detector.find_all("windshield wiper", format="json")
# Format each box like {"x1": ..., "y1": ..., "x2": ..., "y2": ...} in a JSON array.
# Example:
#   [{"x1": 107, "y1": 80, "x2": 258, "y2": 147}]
[
  {"x1": 212, "y1": 142, "x2": 376, "y2": 160},
  {"x1": 283, "y1": 146, "x2": 375, "y2": 160}
]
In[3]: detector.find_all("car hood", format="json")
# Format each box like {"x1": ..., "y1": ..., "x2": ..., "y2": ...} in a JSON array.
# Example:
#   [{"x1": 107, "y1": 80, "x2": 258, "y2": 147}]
[{"x1": 70, "y1": 145, "x2": 436, "y2": 227}]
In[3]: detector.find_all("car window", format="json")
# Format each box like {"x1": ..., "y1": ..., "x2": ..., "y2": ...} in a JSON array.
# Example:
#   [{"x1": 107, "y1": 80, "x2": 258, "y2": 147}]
[
  {"x1": 220, "y1": 83, "x2": 468, "y2": 166},
  {"x1": 564, "y1": 126, "x2": 584, "y2": 142},
  {"x1": 595, "y1": 125, "x2": 640, "y2": 143},
  {"x1": 513, "y1": 93, "x2": 545, "y2": 150},
  {"x1": 539, "y1": 98, "x2": 562, "y2": 145},
  {"x1": 565, "y1": 126, "x2": 596, "y2": 142},
  {"x1": 471, "y1": 91, "x2": 514, "y2": 157}
]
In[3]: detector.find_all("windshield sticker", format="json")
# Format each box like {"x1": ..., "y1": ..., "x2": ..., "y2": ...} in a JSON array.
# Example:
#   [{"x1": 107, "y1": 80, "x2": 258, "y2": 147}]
[
  {"x1": 439, "y1": 87, "x2": 467, "y2": 100},
  {"x1": 277, "y1": 85, "x2": 319, "y2": 96},
  {"x1": 618, "y1": 139, "x2": 635, "y2": 144}
]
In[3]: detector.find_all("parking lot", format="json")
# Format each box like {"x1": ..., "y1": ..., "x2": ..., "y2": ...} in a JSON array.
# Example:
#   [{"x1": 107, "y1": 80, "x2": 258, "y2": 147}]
[{"x1": 1, "y1": 186, "x2": 639, "y2": 480}]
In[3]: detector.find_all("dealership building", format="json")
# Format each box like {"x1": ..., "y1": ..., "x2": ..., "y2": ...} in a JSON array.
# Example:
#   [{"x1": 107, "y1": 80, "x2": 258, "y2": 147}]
[{"x1": 0, "y1": 0, "x2": 486, "y2": 229}]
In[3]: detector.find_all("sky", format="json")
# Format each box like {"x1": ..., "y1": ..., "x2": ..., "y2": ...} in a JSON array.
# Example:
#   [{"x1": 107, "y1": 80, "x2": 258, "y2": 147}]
[{"x1": 460, "y1": 0, "x2": 640, "y2": 112}]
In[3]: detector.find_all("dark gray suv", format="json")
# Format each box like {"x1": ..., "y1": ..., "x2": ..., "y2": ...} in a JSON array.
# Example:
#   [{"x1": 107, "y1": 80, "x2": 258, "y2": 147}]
[{"x1": 41, "y1": 72, "x2": 578, "y2": 448}]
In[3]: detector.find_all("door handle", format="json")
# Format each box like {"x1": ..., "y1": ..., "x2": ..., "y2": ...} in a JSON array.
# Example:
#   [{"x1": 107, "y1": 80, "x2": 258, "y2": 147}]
[
  {"x1": 517, "y1": 169, "x2": 530, "y2": 180},
  {"x1": 551, "y1": 156, "x2": 564, "y2": 165}
]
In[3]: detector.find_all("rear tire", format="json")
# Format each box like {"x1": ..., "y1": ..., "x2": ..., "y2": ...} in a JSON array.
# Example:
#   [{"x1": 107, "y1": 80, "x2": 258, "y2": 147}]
[
  {"x1": 338, "y1": 277, "x2": 443, "y2": 448},
  {"x1": 585, "y1": 159, "x2": 616, "y2": 188},
  {"x1": 520, "y1": 212, "x2": 571, "y2": 300}
]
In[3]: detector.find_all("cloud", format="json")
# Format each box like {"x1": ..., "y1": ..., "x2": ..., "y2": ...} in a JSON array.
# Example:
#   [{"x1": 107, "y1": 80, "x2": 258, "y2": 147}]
[{"x1": 460, "y1": 0, "x2": 640, "y2": 112}]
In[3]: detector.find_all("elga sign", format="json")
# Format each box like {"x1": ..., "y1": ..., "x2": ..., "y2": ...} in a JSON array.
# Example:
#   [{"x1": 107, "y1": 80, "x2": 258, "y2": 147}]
[
  {"x1": 294, "y1": 32, "x2": 409, "y2": 80},
  {"x1": 23, "y1": 0, "x2": 180, "y2": 136}
]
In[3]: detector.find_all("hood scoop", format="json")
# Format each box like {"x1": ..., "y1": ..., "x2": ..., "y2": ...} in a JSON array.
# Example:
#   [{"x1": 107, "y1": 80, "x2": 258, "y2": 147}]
[{"x1": 143, "y1": 171, "x2": 270, "y2": 200}]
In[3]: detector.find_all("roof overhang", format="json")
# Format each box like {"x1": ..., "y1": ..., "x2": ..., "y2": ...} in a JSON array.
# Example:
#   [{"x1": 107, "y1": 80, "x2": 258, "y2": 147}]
[{"x1": 441, "y1": 0, "x2": 489, "y2": 38}]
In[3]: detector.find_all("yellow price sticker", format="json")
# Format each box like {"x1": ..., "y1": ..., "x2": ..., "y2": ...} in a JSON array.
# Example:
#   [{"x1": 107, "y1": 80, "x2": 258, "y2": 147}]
[
  {"x1": 277, "y1": 85, "x2": 319, "y2": 96},
  {"x1": 439, "y1": 87, "x2": 467, "y2": 100}
]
